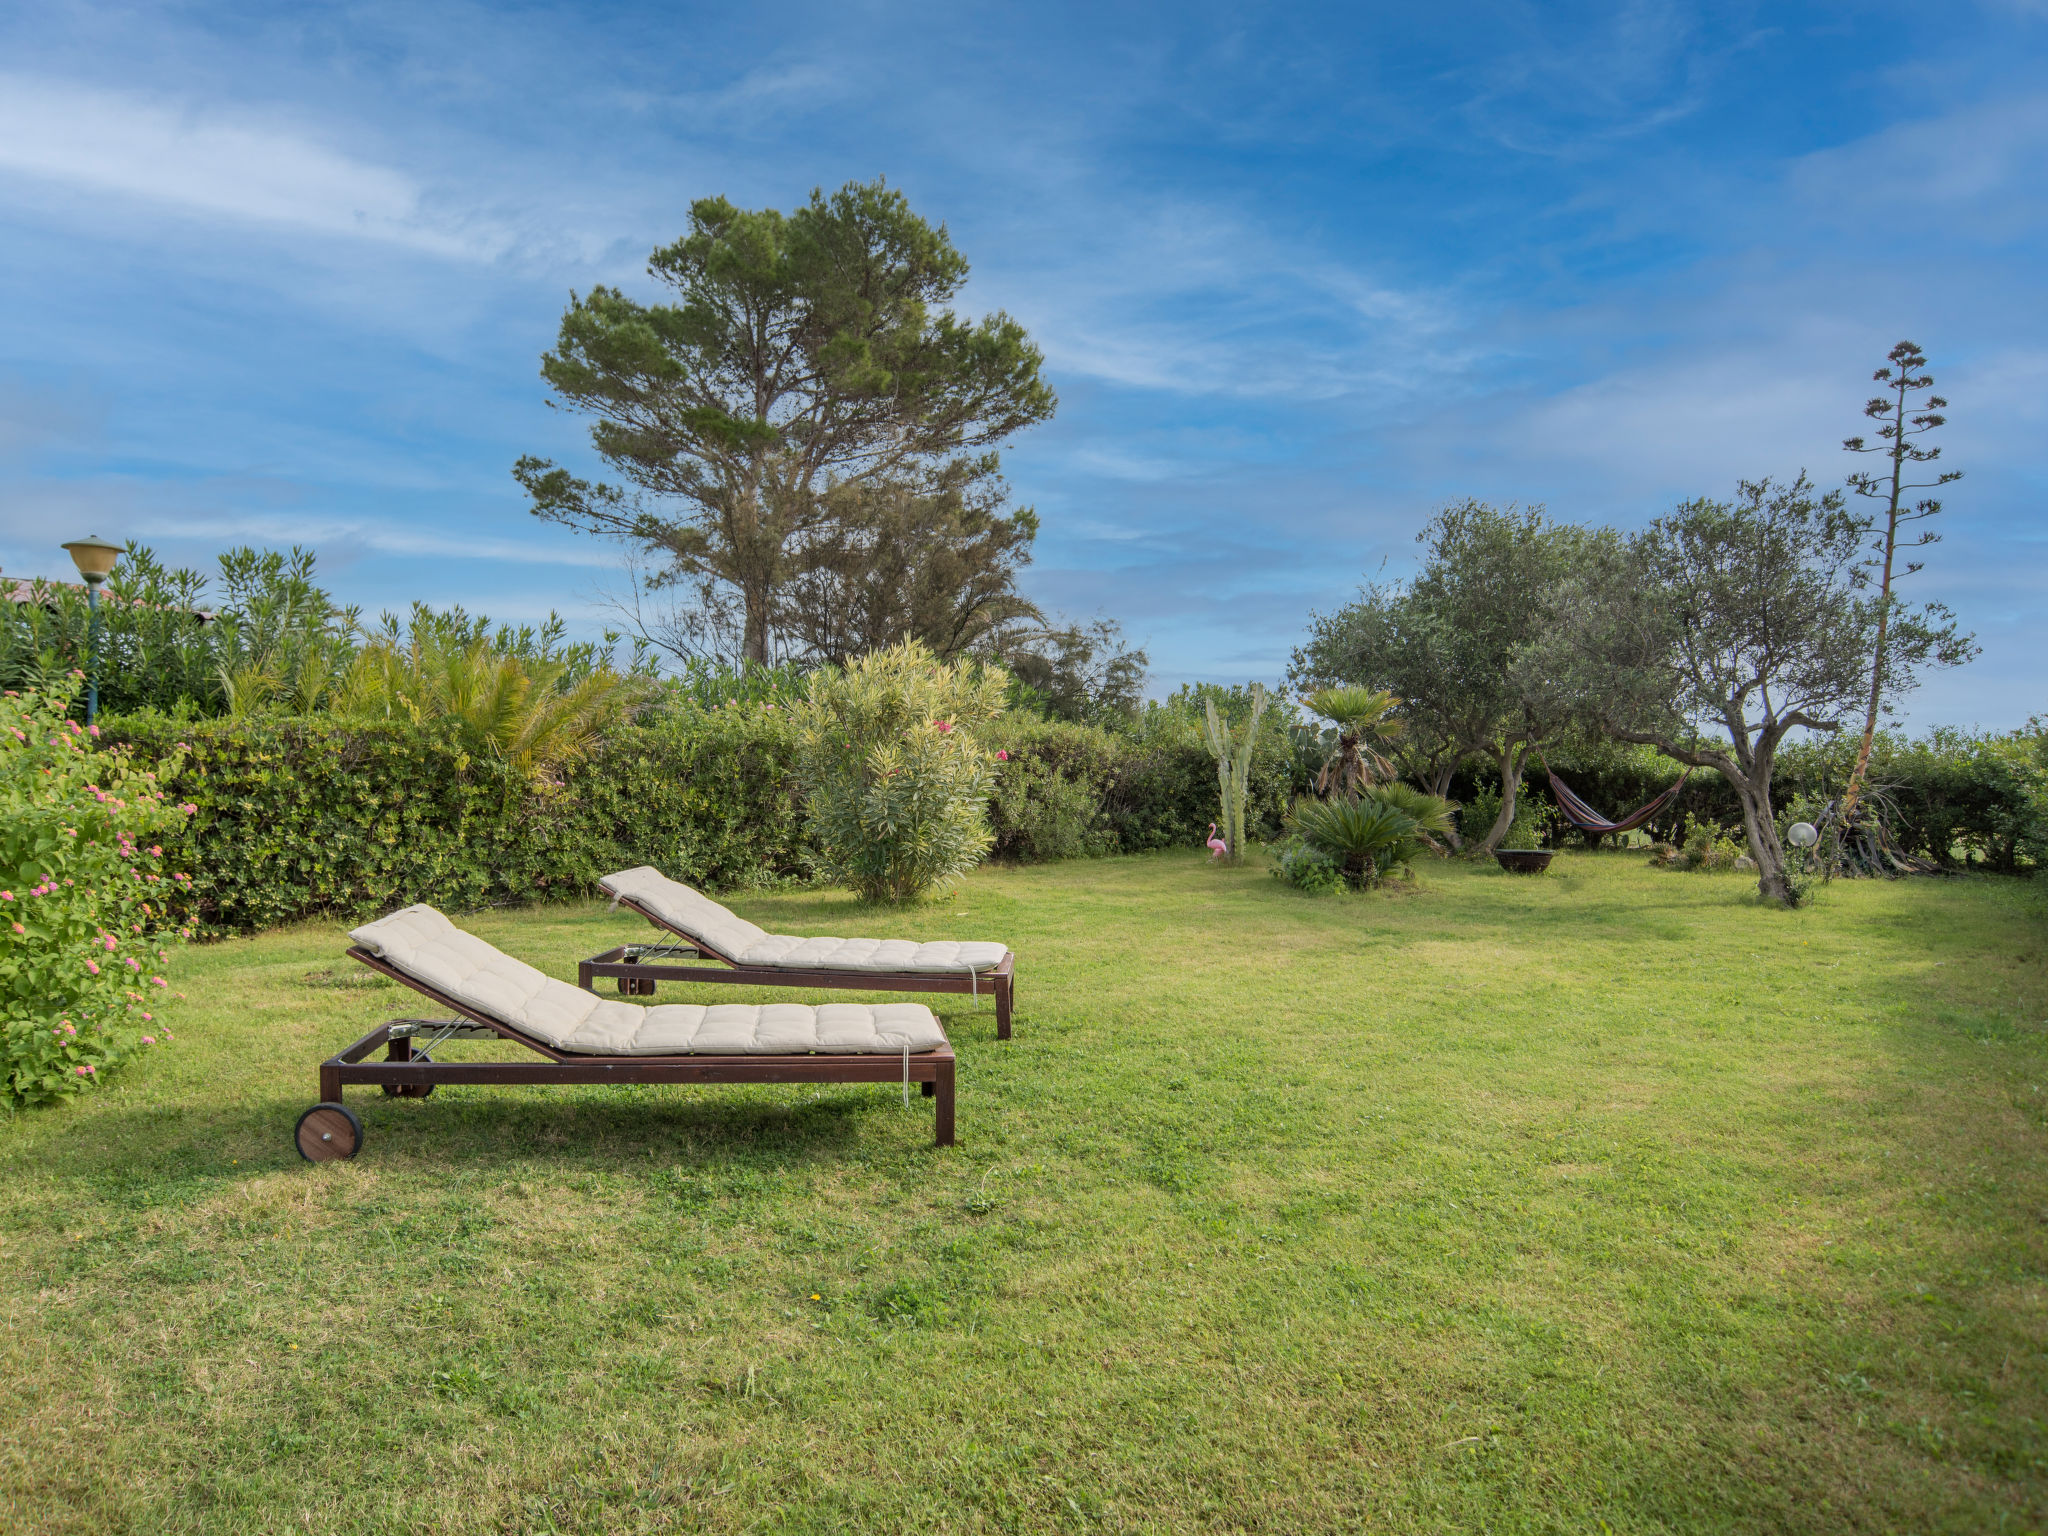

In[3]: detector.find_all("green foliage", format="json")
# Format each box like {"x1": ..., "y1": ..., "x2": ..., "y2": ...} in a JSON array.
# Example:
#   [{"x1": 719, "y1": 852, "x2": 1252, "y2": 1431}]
[
  {"x1": 1, "y1": 678, "x2": 191, "y2": 1105},
  {"x1": 792, "y1": 641, "x2": 1008, "y2": 904},
  {"x1": 985, "y1": 718, "x2": 1121, "y2": 862},
  {"x1": 517, "y1": 178, "x2": 1057, "y2": 664},
  {"x1": 994, "y1": 616, "x2": 1149, "y2": 730},
  {"x1": 1460, "y1": 780, "x2": 1547, "y2": 849},
  {"x1": 987, "y1": 710, "x2": 1295, "y2": 860},
  {"x1": 1675, "y1": 814, "x2": 1745, "y2": 872},
  {"x1": 1360, "y1": 782, "x2": 1457, "y2": 842},
  {"x1": 103, "y1": 704, "x2": 809, "y2": 935},
  {"x1": 662, "y1": 658, "x2": 808, "y2": 711},
  {"x1": 0, "y1": 544, "x2": 353, "y2": 718},
  {"x1": 336, "y1": 605, "x2": 647, "y2": 782},
  {"x1": 1200, "y1": 683, "x2": 1268, "y2": 863},
  {"x1": 1288, "y1": 795, "x2": 1426, "y2": 887},
  {"x1": 1269, "y1": 836, "x2": 1346, "y2": 895}
]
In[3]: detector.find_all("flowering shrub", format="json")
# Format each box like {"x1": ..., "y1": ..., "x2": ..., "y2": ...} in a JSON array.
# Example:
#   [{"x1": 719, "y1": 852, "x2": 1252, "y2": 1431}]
[
  {"x1": 793, "y1": 641, "x2": 1010, "y2": 904},
  {"x1": 1, "y1": 677, "x2": 189, "y2": 1105}
]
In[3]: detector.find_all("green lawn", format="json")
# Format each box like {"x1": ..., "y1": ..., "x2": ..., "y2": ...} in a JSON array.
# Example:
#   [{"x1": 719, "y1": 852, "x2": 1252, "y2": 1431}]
[{"x1": 3, "y1": 851, "x2": 2045, "y2": 1533}]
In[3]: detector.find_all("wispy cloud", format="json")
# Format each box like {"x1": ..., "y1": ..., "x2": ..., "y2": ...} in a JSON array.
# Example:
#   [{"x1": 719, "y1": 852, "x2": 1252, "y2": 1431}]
[{"x1": 0, "y1": 73, "x2": 512, "y2": 258}]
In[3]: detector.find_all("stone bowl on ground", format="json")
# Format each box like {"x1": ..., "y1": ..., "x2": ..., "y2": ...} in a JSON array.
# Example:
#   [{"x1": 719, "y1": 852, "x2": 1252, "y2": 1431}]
[{"x1": 1494, "y1": 849, "x2": 1554, "y2": 874}]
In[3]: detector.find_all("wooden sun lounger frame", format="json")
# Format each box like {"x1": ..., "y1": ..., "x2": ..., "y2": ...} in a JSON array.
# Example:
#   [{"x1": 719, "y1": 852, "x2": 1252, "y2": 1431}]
[
  {"x1": 581, "y1": 891, "x2": 1017, "y2": 1040},
  {"x1": 309, "y1": 946, "x2": 956, "y2": 1150}
]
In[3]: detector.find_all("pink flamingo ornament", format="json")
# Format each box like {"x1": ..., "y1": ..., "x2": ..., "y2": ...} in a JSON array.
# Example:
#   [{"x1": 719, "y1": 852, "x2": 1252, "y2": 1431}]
[{"x1": 1206, "y1": 823, "x2": 1229, "y2": 860}]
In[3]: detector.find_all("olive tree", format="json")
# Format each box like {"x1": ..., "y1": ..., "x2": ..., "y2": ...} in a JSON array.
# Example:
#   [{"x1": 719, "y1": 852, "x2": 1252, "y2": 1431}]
[
  {"x1": 1539, "y1": 475, "x2": 1973, "y2": 905},
  {"x1": 1292, "y1": 502, "x2": 1583, "y2": 854}
]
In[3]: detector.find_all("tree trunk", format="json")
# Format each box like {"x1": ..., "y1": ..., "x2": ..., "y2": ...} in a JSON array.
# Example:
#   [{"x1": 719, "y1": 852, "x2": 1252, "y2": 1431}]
[
  {"x1": 1606, "y1": 724, "x2": 1806, "y2": 907},
  {"x1": 1479, "y1": 740, "x2": 1528, "y2": 856},
  {"x1": 742, "y1": 583, "x2": 771, "y2": 667},
  {"x1": 1731, "y1": 771, "x2": 1793, "y2": 905}
]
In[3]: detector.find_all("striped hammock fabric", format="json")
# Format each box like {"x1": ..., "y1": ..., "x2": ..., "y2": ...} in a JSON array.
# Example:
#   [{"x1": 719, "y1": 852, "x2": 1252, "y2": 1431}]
[{"x1": 1544, "y1": 765, "x2": 1692, "y2": 835}]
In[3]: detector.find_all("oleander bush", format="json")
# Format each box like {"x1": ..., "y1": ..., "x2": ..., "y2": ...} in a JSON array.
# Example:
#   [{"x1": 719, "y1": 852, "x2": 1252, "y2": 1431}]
[
  {"x1": 793, "y1": 641, "x2": 1010, "y2": 905},
  {"x1": 1, "y1": 677, "x2": 191, "y2": 1104}
]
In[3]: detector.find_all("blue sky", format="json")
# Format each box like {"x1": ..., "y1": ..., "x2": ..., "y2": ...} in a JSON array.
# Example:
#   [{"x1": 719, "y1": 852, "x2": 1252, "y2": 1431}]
[{"x1": 1, "y1": 1, "x2": 2043, "y2": 727}]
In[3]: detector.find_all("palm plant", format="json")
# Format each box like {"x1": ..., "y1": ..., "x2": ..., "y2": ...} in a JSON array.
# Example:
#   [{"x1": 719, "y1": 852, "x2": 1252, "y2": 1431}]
[
  {"x1": 336, "y1": 609, "x2": 644, "y2": 782},
  {"x1": 1302, "y1": 686, "x2": 1405, "y2": 798},
  {"x1": 1359, "y1": 782, "x2": 1457, "y2": 853},
  {"x1": 1288, "y1": 795, "x2": 1426, "y2": 887}
]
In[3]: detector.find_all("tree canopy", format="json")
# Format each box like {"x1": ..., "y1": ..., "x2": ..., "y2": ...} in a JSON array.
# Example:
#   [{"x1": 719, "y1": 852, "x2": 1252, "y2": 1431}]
[
  {"x1": 514, "y1": 179, "x2": 1057, "y2": 665},
  {"x1": 1292, "y1": 501, "x2": 1586, "y2": 852},
  {"x1": 1536, "y1": 474, "x2": 1974, "y2": 903}
]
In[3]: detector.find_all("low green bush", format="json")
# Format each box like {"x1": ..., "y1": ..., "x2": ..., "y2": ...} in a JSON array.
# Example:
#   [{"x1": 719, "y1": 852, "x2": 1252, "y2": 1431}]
[
  {"x1": 793, "y1": 642, "x2": 1008, "y2": 905},
  {"x1": 2, "y1": 679, "x2": 192, "y2": 1104},
  {"x1": 1269, "y1": 835, "x2": 1346, "y2": 895}
]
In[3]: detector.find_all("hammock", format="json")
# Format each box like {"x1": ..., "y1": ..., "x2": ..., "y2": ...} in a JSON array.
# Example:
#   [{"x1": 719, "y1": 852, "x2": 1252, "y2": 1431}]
[{"x1": 1543, "y1": 761, "x2": 1692, "y2": 836}]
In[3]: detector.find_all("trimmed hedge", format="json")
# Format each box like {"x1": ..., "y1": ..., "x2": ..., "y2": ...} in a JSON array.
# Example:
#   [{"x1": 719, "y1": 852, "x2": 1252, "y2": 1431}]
[
  {"x1": 104, "y1": 705, "x2": 809, "y2": 934},
  {"x1": 105, "y1": 699, "x2": 2044, "y2": 938},
  {"x1": 104, "y1": 701, "x2": 1309, "y2": 934}
]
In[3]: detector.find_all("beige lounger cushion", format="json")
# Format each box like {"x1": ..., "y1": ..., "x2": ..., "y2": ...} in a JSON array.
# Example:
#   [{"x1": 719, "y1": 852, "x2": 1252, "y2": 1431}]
[
  {"x1": 600, "y1": 866, "x2": 1009, "y2": 973},
  {"x1": 349, "y1": 904, "x2": 946, "y2": 1057}
]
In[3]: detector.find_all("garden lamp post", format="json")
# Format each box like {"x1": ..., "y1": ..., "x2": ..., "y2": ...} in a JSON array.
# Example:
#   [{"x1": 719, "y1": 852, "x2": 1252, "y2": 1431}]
[{"x1": 61, "y1": 535, "x2": 124, "y2": 727}]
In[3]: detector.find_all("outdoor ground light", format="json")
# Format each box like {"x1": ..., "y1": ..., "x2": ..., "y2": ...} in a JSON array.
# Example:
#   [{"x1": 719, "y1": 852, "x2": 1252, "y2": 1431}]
[
  {"x1": 1787, "y1": 822, "x2": 1819, "y2": 848},
  {"x1": 61, "y1": 534, "x2": 124, "y2": 727}
]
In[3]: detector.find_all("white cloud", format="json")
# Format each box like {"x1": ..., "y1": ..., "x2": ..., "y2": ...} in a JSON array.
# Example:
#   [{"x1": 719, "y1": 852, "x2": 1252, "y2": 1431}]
[
  {"x1": 0, "y1": 74, "x2": 510, "y2": 258},
  {"x1": 149, "y1": 514, "x2": 619, "y2": 569}
]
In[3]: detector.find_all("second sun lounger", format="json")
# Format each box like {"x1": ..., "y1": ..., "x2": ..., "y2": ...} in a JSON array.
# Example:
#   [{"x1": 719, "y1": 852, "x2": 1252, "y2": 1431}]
[
  {"x1": 582, "y1": 866, "x2": 1018, "y2": 1040},
  {"x1": 293, "y1": 903, "x2": 956, "y2": 1162}
]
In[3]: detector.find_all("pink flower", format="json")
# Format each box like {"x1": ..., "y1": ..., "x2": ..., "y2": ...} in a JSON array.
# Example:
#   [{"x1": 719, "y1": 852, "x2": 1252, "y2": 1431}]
[
  {"x1": 149, "y1": 846, "x2": 161, "y2": 857},
  {"x1": 934, "y1": 720, "x2": 953, "y2": 733},
  {"x1": 9, "y1": 923, "x2": 21, "y2": 935},
  {"x1": 125, "y1": 956, "x2": 141, "y2": 970},
  {"x1": 141, "y1": 1013, "x2": 153, "y2": 1023},
  {"x1": 0, "y1": 893, "x2": 10, "y2": 902},
  {"x1": 179, "y1": 803, "x2": 196, "y2": 816},
  {"x1": 88, "y1": 724, "x2": 99, "y2": 737},
  {"x1": 996, "y1": 750, "x2": 1009, "y2": 761},
  {"x1": 75, "y1": 1064, "x2": 93, "y2": 1076},
  {"x1": 85, "y1": 960, "x2": 100, "y2": 975},
  {"x1": 141, "y1": 1036, "x2": 156, "y2": 1045},
  {"x1": 151, "y1": 977, "x2": 166, "y2": 987}
]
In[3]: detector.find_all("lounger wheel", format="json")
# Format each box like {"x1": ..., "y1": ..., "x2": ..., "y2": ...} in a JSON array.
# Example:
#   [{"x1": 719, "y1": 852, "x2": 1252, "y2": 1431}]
[
  {"x1": 381, "y1": 1080, "x2": 435, "y2": 1098},
  {"x1": 295, "y1": 1102, "x2": 364, "y2": 1163}
]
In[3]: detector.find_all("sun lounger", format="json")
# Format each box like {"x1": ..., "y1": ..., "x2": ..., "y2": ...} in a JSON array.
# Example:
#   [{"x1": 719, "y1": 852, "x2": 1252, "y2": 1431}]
[
  {"x1": 581, "y1": 866, "x2": 1018, "y2": 1040},
  {"x1": 293, "y1": 903, "x2": 956, "y2": 1162}
]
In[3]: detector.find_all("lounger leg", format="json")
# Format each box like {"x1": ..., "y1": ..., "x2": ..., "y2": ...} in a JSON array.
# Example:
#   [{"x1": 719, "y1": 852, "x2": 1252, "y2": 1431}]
[
  {"x1": 934, "y1": 1058, "x2": 955, "y2": 1147},
  {"x1": 921, "y1": 1079, "x2": 935, "y2": 1098},
  {"x1": 320, "y1": 1061, "x2": 342, "y2": 1103},
  {"x1": 995, "y1": 974, "x2": 1013, "y2": 1041}
]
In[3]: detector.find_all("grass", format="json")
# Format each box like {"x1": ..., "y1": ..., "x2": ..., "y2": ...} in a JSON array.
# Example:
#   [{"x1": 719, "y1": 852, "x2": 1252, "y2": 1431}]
[{"x1": 2, "y1": 849, "x2": 2046, "y2": 1534}]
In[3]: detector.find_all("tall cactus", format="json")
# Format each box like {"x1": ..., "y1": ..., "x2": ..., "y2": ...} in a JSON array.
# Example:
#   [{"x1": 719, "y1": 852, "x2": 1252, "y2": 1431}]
[{"x1": 1201, "y1": 683, "x2": 1267, "y2": 862}]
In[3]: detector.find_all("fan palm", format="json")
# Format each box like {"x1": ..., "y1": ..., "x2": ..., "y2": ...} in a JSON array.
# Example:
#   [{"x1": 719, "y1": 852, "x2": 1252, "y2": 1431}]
[{"x1": 1302, "y1": 686, "x2": 1405, "y2": 797}]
